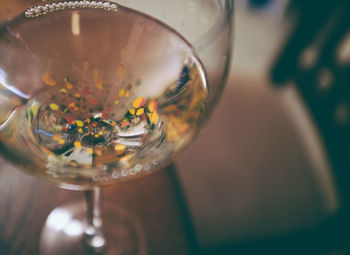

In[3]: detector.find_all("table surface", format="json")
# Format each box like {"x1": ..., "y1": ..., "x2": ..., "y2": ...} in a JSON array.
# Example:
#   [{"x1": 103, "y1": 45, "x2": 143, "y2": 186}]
[{"x1": 0, "y1": 161, "x2": 191, "y2": 255}]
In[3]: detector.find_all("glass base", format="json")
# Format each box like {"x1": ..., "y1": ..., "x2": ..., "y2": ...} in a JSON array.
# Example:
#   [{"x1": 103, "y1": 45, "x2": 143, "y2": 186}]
[{"x1": 39, "y1": 201, "x2": 147, "y2": 255}]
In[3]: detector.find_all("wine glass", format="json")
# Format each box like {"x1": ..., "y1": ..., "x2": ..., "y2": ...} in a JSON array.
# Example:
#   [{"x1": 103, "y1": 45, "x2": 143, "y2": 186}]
[{"x1": 0, "y1": 0, "x2": 233, "y2": 254}]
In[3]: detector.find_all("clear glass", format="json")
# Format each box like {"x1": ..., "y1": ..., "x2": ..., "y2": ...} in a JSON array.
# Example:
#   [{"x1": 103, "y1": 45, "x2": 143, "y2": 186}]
[{"x1": 0, "y1": 0, "x2": 233, "y2": 254}]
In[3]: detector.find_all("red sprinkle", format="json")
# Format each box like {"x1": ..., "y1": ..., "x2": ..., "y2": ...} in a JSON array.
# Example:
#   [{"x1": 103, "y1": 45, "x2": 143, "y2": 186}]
[
  {"x1": 91, "y1": 98, "x2": 98, "y2": 104},
  {"x1": 82, "y1": 87, "x2": 91, "y2": 95},
  {"x1": 65, "y1": 116, "x2": 74, "y2": 123}
]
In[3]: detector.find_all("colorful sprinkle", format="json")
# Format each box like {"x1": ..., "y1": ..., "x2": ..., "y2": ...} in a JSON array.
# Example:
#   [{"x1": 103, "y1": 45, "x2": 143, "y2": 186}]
[
  {"x1": 66, "y1": 81, "x2": 73, "y2": 89},
  {"x1": 148, "y1": 100, "x2": 157, "y2": 112},
  {"x1": 82, "y1": 87, "x2": 90, "y2": 95},
  {"x1": 49, "y1": 103, "x2": 59, "y2": 111},
  {"x1": 129, "y1": 108, "x2": 136, "y2": 115},
  {"x1": 87, "y1": 148, "x2": 93, "y2": 154},
  {"x1": 132, "y1": 97, "x2": 145, "y2": 108},
  {"x1": 136, "y1": 108, "x2": 144, "y2": 116},
  {"x1": 53, "y1": 134, "x2": 61, "y2": 141},
  {"x1": 91, "y1": 98, "x2": 98, "y2": 104},
  {"x1": 76, "y1": 120, "x2": 84, "y2": 127},
  {"x1": 114, "y1": 100, "x2": 119, "y2": 104},
  {"x1": 125, "y1": 91, "x2": 130, "y2": 97},
  {"x1": 42, "y1": 72, "x2": 56, "y2": 86},
  {"x1": 96, "y1": 81, "x2": 103, "y2": 90},
  {"x1": 148, "y1": 111, "x2": 159, "y2": 124},
  {"x1": 60, "y1": 88, "x2": 67, "y2": 94},
  {"x1": 114, "y1": 144, "x2": 126, "y2": 152},
  {"x1": 74, "y1": 141, "x2": 81, "y2": 148},
  {"x1": 118, "y1": 88, "x2": 125, "y2": 97},
  {"x1": 74, "y1": 93, "x2": 81, "y2": 98},
  {"x1": 58, "y1": 139, "x2": 65, "y2": 145},
  {"x1": 65, "y1": 116, "x2": 74, "y2": 123},
  {"x1": 78, "y1": 128, "x2": 83, "y2": 133}
]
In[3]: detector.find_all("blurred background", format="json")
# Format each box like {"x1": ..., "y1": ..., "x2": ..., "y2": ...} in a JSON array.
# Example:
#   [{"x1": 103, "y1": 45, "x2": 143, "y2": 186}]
[{"x1": 176, "y1": 0, "x2": 350, "y2": 254}]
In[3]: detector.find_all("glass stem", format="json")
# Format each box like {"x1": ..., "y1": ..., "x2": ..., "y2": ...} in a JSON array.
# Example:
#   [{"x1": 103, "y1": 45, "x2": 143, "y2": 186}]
[{"x1": 83, "y1": 187, "x2": 106, "y2": 253}]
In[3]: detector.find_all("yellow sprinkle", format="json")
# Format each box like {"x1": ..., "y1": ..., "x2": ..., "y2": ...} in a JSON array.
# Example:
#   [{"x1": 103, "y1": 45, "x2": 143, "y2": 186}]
[
  {"x1": 129, "y1": 108, "x2": 135, "y2": 115},
  {"x1": 78, "y1": 128, "x2": 83, "y2": 133},
  {"x1": 74, "y1": 93, "x2": 81, "y2": 98},
  {"x1": 118, "y1": 88, "x2": 125, "y2": 97},
  {"x1": 148, "y1": 100, "x2": 157, "y2": 112},
  {"x1": 76, "y1": 120, "x2": 84, "y2": 127},
  {"x1": 136, "y1": 108, "x2": 144, "y2": 116},
  {"x1": 114, "y1": 144, "x2": 126, "y2": 152},
  {"x1": 98, "y1": 131, "x2": 103, "y2": 135},
  {"x1": 58, "y1": 139, "x2": 65, "y2": 145},
  {"x1": 83, "y1": 61, "x2": 89, "y2": 71},
  {"x1": 114, "y1": 100, "x2": 119, "y2": 105},
  {"x1": 53, "y1": 134, "x2": 61, "y2": 141},
  {"x1": 94, "y1": 134, "x2": 100, "y2": 138},
  {"x1": 125, "y1": 91, "x2": 130, "y2": 97},
  {"x1": 49, "y1": 103, "x2": 59, "y2": 111},
  {"x1": 132, "y1": 96, "x2": 145, "y2": 108},
  {"x1": 118, "y1": 65, "x2": 125, "y2": 79},
  {"x1": 41, "y1": 72, "x2": 56, "y2": 86},
  {"x1": 120, "y1": 154, "x2": 132, "y2": 162},
  {"x1": 96, "y1": 80, "x2": 103, "y2": 90},
  {"x1": 66, "y1": 81, "x2": 73, "y2": 89},
  {"x1": 87, "y1": 148, "x2": 93, "y2": 154},
  {"x1": 60, "y1": 88, "x2": 67, "y2": 94},
  {"x1": 86, "y1": 118, "x2": 91, "y2": 123},
  {"x1": 74, "y1": 141, "x2": 81, "y2": 148},
  {"x1": 148, "y1": 111, "x2": 159, "y2": 124}
]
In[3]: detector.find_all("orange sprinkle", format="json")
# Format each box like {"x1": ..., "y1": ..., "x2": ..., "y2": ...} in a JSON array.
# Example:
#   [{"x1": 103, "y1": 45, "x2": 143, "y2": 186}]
[
  {"x1": 148, "y1": 100, "x2": 157, "y2": 112},
  {"x1": 53, "y1": 134, "x2": 61, "y2": 141},
  {"x1": 58, "y1": 139, "x2": 65, "y2": 145},
  {"x1": 129, "y1": 108, "x2": 136, "y2": 115},
  {"x1": 132, "y1": 97, "x2": 145, "y2": 108},
  {"x1": 74, "y1": 141, "x2": 81, "y2": 148},
  {"x1": 66, "y1": 81, "x2": 73, "y2": 89},
  {"x1": 87, "y1": 148, "x2": 93, "y2": 154},
  {"x1": 94, "y1": 134, "x2": 100, "y2": 138},
  {"x1": 42, "y1": 72, "x2": 56, "y2": 86},
  {"x1": 96, "y1": 80, "x2": 103, "y2": 90},
  {"x1": 125, "y1": 91, "x2": 130, "y2": 97},
  {"x1": 74, "y1": 93, "x2": 81, "y2": 98}
]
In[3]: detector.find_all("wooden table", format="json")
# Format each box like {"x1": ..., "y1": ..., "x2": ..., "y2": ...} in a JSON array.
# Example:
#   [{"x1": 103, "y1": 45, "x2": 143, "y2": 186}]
[{"x1": 0, "y1": 160, "x2": 192, "y2": 255}]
